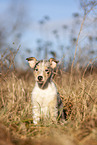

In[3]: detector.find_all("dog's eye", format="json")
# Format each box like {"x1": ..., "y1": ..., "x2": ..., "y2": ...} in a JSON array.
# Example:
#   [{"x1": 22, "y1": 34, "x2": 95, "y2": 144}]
[
  {"x1": 35, "y1": 68, "x2": 38, "y2": 71},
  {"x1": 45, "y1": 69, "x2": 49, "y2": 72},
  {"x1": 45, "y1": 69, "x2": 49, "y2": 74}
]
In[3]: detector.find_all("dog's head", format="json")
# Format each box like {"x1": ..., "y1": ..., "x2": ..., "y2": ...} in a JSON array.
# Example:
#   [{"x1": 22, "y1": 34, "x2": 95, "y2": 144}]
[{"x1": 26, "y1": 57, "x2": 59, "y2": 88}]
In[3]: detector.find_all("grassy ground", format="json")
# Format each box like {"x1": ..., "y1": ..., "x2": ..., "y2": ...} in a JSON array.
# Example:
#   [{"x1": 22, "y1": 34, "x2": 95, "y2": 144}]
[{"x1": 0, "y1": 69, "x2": 97, "y2": 145}]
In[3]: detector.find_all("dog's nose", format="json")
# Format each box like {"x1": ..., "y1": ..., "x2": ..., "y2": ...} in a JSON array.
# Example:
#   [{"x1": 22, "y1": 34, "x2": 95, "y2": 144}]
[{"x1": 38, "y1": 76, "x2": 43, "y2": 81}]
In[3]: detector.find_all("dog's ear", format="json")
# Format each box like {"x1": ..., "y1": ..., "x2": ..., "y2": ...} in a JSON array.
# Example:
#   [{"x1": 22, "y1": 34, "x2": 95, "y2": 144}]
[
  {"x1": 49, "y1": 58, "x2": 59, "y2": 69},
  {"x1": 26, "y1": 57, "x2": 37, "y2": 68}
]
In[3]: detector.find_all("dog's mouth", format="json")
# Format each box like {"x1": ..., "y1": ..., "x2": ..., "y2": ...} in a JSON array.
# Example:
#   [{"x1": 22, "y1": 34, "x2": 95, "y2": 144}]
[
  {"x1": 37, "y1": 80, "x2": 44, "y2": 84},
  {"x1": 37, "y1": 75, "x2": 50, "y2": 89},
  {"x1": 37, "y1": 80, "x2": 45, "y2": 89},
  {"x1": 37, "y1": 79, "x2": 48, "y2": 89},
  {"x1": 37, "y1": 76, "x2": 45, "y2": 85}
]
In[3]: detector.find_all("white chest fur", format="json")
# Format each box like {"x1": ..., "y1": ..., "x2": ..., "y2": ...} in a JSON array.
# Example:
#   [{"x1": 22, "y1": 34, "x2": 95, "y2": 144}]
[
  {"x1": 32, "y1": 81, "x2": 57, "y2": 106},
  {"x1": 31, "y1": 81, "x2": 58, "y2": 124}
]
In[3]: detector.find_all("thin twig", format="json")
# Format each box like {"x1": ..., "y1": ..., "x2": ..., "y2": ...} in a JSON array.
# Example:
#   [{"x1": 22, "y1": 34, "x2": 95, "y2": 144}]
[{"x1": 70, "y1": 3, "x2": 97, "y2": 85}]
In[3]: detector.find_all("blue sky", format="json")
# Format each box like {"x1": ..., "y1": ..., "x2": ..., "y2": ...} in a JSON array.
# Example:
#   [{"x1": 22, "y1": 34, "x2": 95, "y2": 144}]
[
  {"x1": 0, "y1": 0, "x2": 84, "y2": 68},
  {"x1": 31, "y1": 0, "x2": 80, "y2": 21},
  {"x1": 0, "y1": 0, "x2": 97, "y2": 69},
  {"x1": 0, "y1": 0, "x2": 81, "y2": 32},
  {"x1": 0, "y1": 0, "x2": 80, "y2": 18}
]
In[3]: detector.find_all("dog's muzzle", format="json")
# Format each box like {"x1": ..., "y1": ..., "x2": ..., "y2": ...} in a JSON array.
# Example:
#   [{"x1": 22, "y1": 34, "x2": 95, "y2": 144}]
[{"x1": 38, "y1": 76, "x2": 43, "y2": 82}]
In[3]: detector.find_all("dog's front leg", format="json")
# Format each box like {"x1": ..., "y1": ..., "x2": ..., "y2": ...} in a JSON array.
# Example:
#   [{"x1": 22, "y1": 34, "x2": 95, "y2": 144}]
[
  {"x1": 50, "y1": 107, "x2": 58, "y2": 123},
  {"x1": 32, "y1": 105, "x2": 40, "y2": 124},
  {"x1": 48, "y1": 99, "x2": 58, "y2": 123}
]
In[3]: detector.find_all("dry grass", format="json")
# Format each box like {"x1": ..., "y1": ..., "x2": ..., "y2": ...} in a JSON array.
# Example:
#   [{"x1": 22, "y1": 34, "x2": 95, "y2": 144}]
[{"x1": 0, "y1": 69, "x2": 97, "y2": 145}]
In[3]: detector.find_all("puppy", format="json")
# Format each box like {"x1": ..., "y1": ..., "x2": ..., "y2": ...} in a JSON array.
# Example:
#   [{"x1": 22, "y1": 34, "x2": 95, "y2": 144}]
[{"x1": 26, "y1": 57, "x2": 64, "y2": 124}]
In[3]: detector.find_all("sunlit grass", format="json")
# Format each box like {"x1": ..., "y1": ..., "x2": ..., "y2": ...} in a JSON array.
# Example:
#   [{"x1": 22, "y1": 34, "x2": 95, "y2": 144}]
[{"x1": 0, "y1": 70, "x2": 97, "y2": 145}]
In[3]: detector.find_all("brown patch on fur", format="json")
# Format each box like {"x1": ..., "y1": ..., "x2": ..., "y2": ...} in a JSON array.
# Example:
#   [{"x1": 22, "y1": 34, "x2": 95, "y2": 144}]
[{"x1": 26, "y1": 57, "x2": 36, "y2": 61}]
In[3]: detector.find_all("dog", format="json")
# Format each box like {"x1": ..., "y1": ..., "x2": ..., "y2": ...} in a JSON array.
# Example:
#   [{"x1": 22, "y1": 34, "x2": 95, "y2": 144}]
[{"x1": 26, "y1": 57, "x2": 65, "y2": 124}]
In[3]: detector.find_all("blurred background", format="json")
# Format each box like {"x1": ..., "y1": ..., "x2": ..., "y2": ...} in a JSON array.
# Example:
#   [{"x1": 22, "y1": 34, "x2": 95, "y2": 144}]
[{"x1": 0, "y1": 0, "x2": 97, "y2": 70}]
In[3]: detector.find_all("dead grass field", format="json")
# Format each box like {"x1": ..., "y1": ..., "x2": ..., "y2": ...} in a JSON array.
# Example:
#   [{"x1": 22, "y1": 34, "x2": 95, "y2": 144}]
[{"x1": 0, "y1": 69, "x2": 97, "y2": 145}]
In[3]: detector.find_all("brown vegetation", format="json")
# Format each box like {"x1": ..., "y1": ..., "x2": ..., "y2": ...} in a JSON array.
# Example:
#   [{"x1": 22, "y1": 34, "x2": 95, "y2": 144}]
[{"x1": 0, "y1": 68, "x2": 97, "y2": 145}]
